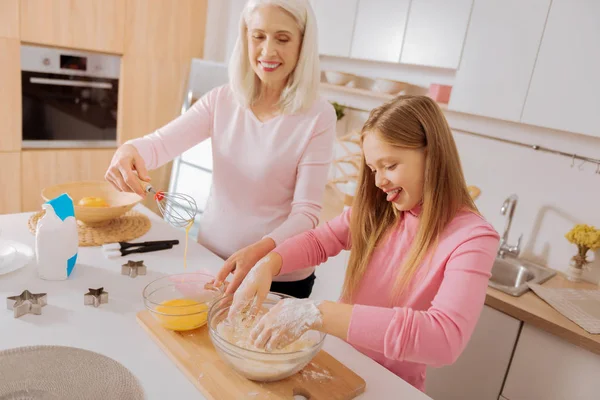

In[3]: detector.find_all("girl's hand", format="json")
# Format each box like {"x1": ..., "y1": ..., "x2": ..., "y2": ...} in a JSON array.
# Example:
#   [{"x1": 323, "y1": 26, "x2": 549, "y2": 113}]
[
  {"x1": 226, "y1": 252, "x2": 282, "y2": 319},
  {"x1": 105, "y1": 144, "x2": 150, "y2": 197},
  {"x1": 214, "y1": 238, "x2": 276, "y2": 295},
  {"x1": 250, "y1": 298, "x2": 323, "y2": 352}
]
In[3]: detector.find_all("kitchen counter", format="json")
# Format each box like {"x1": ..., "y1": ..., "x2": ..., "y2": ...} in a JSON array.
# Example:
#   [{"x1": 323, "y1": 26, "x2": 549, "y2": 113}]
[
  {"x1": 485, "y1": 275, "x2": 600, "y2": 356},
  {"x1": 0, "y1": 206, "x2": 430, "y2": 400}
]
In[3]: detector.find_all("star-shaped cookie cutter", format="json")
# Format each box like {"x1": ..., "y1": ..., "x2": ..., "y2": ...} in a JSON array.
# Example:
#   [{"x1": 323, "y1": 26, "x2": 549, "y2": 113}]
[
  {"x1": 84, "y1": 287, "x2": 109, "y2": 308},
  {"x1": 121, "y1": 260, "x2": 146, "y2": 278},
  {"x1": 6, "y1": 290, "x2": 47, "y2": 318}
]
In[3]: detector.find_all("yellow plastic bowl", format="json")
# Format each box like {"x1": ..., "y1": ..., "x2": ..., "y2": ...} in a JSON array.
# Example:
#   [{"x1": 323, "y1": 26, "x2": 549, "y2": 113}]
[{"x1": 41, "y1": 181, "x2": 142, "y2": 226}]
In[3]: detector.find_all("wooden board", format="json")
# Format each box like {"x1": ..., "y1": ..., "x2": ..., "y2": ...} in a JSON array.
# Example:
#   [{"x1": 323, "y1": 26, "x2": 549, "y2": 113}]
[{"x1": 137, "y1": 310, "x2": 366, "y2": 400}]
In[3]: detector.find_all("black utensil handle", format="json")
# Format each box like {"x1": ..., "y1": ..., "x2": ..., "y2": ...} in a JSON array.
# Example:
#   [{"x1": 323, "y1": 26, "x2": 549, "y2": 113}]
[
  {"x1": 121, "y1": 240, "x2": 179, "y2": 250},
  {"x1": 122, "y1": 243, "x2": 173, "y2": 255}
]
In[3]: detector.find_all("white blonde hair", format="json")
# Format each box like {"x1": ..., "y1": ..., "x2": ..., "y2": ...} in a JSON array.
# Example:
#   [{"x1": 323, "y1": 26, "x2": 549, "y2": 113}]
[{"x1": 228, "y1": 0, "x2": 320, "y2": 115}]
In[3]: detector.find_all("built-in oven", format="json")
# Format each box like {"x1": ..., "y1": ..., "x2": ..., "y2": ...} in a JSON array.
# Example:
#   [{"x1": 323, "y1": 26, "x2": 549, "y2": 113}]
[{"x1": 21, "y1": 44, "x2": 121, "y2": 148}]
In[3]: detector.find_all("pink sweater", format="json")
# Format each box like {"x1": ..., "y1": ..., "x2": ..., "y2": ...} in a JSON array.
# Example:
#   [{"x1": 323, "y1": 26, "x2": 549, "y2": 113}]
[
  {"x1": 127, "y1": 85, "x2": 337, "y2": 282},
  {"x1": 274, "y1": 206, "x2": 500, "y2": 391}
]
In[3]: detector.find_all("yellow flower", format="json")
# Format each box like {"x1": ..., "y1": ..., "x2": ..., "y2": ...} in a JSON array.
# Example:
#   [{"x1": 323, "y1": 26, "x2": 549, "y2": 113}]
[{"x1": 565, "y1": 224, "x2": 600, "y2": 251}]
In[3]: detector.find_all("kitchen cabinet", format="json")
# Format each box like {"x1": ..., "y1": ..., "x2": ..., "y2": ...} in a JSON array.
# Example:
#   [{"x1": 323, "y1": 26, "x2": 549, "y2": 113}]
[
  {"x1": 0, "y1": 153, "x2": 21, "y2": 214},
  {"x1": 400, "y1": 0, "x2": 472, "y2": 69},
  {"x1": 21, "y1": 150, "x2": 115, "y2": 212},
  {"x1": 124, "y1": 0, "x2": 206, "y2": 60},
  {"x1": 350, "y1": 0, "x2": 410, "y2": 63},
  {"x1": 502, "y1": 323, "x2": 600, "y2": 400},
  {"x1": 0, "y1": 38, "x2": 21, "y2": 152},
  {"x1": 0, "y1": 0, "x2": 19, "y2": 39},
  {"x1": 425, "y1": 305, "x2": 521, "y2": 400},
  {"x1": 521, "y1": 0, "x2": 600, "y2": 138},
  {"x1": 448, "y1": 0, "x2": 550, "y2": 122},
  {"x1": 117, "y1": 57, "x2": 189, "y2": 213},
  {"x1": 20, "y1": 0, "x2": 126, "y2": 54},
  {"x1": 313, "y1": 0, "x2": 359, "y2": 58}
]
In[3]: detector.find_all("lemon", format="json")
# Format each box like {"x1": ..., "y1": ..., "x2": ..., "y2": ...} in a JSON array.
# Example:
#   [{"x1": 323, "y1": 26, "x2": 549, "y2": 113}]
[
  {"x1": 78, "y1": 197, "x2": 109, "y2": 207},
  {"x1": 155, "y1": 299, "x2": 208, "y2": 331}
]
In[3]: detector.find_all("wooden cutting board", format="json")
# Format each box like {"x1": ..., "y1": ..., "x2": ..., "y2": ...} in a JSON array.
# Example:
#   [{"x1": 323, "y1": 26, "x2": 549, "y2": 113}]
[{"x1": 137, "y1": 310, "x2": 366, "y2": 400}]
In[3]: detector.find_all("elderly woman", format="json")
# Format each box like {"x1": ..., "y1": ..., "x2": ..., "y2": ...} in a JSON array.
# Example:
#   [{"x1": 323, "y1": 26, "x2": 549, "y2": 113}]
[{"x1": 105, "y1": 0, "x2": 336, "y2": 299}]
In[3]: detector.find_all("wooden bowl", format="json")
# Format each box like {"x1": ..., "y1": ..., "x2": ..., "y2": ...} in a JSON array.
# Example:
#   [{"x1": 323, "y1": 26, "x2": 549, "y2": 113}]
[{"x1": 41, "y1": 181, "x2": 143, "y2": 226}]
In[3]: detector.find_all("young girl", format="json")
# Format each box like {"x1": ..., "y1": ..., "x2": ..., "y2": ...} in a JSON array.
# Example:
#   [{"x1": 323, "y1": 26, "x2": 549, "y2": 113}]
[{"x1": 226, "y1": 95, "x2": 500, "y2": 391}]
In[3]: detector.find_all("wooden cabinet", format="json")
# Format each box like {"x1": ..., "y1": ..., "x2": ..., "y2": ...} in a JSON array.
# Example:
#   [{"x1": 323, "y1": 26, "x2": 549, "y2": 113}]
[
  {"x1": 448, "y1": 0, "x2": 550, "y2": 122},
  {"x1": 400, "y1": 0, "x2": 473, "y2": 69},
  {"x1": 314, "y1": 0, "x2": 358, "y2": 57},
  {"x1": 425, "y1": 305, "x2": 521, "y2": 400},
  {"x1": 0, "y1": 0, "x2": 19, "y2": 39},
  {"x1": 124, "y1": 0, "x2": 206, "y2": 60},
  {"x1": 20, "y1": 0, "x2": 126, "y2": 53},
  {"x1": 350, "y1": 0, "x2": 410, "y2": 63},
  {"x1": 0, "y1": 38, "x2": 21, "y2": 152},
  {"x1": 0, "y1": 152, "x2": 21, "y2": 214},
  {"x1": 21, "y1": 150, "x2": 115, "y2": 212},
  {"x1": 521, "y1": 0, "x2": 600, "y2": 138},
  {"x1": 502, "y1": 323, "x2": 600, "y2": 400}
]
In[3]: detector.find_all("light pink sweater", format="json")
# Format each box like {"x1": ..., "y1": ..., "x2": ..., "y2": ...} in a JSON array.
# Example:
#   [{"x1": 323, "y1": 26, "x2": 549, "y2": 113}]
[
  {"x1": 274, "y1": 206, "x2": 500, "y2": 391},
  {"x1": 127, "y1": 85, "x2": 337, "y2": 281}
]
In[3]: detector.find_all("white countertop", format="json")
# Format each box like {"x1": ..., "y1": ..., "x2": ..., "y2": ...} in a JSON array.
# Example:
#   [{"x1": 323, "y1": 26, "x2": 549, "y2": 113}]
[{"x1": 0, "y1": 206, "x2": 430, "y2": 400}]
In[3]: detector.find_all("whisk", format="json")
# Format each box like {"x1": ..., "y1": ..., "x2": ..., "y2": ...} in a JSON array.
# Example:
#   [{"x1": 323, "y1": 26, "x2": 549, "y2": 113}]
[{"x1": 140, "y1": 181, "x2": 198, "y2": 228}]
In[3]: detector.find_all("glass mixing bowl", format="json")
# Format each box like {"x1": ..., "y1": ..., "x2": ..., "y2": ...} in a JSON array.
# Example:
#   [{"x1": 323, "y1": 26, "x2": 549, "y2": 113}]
[
  {"x1": 143, "y1": 272, "x2": 223, "y2": 331},
  {"x1": 207, "y1": 292, "x2": 326, "y2": 382}
]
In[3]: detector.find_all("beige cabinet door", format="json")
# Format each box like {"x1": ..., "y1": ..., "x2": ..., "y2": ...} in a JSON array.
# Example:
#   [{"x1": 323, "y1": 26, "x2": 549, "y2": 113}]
[
  {"x1": 502, "y1": 323, "x2": 600, "y2": 400},
  {"x1": 425, "y1": 305, "x2": 521, "y2": 400},
  {"x1": 0, "y1": 38, "x2": 21, "y2": 152},
  {"x1": 0, "y1": 0, "x2": 19, "y2": 39},
  {"x1": 0, "y1": 152, "x2": 21, "y2": 214},
  {"x1": 21, "y1": 149, "x2": 115, "y2": 212},
  {"x1": 20, "y1": 0, "x2": 126, "y2": 53}
]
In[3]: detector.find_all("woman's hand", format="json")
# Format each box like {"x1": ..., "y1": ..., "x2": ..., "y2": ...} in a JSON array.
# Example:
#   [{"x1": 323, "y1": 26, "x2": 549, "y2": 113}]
[
  {"x1": 250, "y1": 298, "x2": 323, "y2": 352},
  {"x1": 214, "y1": 238, "x2": 277, "y2": 294},
  {"x1": 105, "y1": 144, "x2": 151, "y2": 197}
]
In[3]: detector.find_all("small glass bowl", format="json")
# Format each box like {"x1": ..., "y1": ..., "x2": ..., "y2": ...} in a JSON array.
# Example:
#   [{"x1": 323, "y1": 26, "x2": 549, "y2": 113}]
[
  {"x1": 207, "y1": 292, "x2": 326, "y2": 382},
  {"x1": 143, "y1": 272, "x2": 223, "y2": 331}
]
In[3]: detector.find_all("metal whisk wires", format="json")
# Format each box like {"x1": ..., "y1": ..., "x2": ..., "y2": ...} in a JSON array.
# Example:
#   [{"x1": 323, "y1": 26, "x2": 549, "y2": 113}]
[{"x1": 143, "y1": 184, "x2": 198, "y2": 228}]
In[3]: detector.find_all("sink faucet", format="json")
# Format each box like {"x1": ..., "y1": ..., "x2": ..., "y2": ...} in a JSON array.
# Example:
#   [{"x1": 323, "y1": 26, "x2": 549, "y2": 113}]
[{"x1": 498, "y1": 194, "x2": 522, "y2": 259}]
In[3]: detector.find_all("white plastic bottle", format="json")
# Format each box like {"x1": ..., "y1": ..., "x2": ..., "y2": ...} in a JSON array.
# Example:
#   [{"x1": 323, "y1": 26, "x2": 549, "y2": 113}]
[{"x1": 36, "y1": 193, "x2": 79, "y2": 280}]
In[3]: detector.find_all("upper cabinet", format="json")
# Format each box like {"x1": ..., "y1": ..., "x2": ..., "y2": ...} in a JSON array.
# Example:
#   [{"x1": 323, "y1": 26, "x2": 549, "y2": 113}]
[
  {"x1": 448, "y1": 0, "x2": 551, "y2": 122},
  {"x1": 20, "y1": 0, "x2": 126, "y2": 54},
  {"x1": 313, "y1": 0, "x2": 358, "y2": 57},
  {"x1": 0, "y1": 0, "x2": 19, "y2": 39},
  {"x1": 124, "y1": 0, "x2": 206, "y2": 60},
  {"x1": 0, "y1": 38, "x2": 21, "y2": 152},
  {"x1": 350, "y1": 0, "x2": 410, "y2": 63},
  {"x1": 521, "y1": 0, "x2": 600, "y2": 138},
  {"x1": 400, "y1": 0, "x2": 472, "y2": 69}
]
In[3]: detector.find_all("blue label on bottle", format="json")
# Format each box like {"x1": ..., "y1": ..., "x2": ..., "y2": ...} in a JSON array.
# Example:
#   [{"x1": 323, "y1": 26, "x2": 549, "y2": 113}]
[
  {"x1": 67, "y1": 253, "x2": 77, "y2": 277},
  {"x1": 47, "y1": 193, "x2": 75, "y2": 221}
]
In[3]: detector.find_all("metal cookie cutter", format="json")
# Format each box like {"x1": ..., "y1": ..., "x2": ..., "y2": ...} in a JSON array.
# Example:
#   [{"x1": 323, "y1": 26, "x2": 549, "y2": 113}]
[
  {"x1": 7, "y1": 290, "x2": 47, "y2": 318},
  {"x1": 84, "y1": 287, "x2": 108, "y2": 308},
  {"x1": 121, "y1": 260, "x2": 146, "y2": 278}
]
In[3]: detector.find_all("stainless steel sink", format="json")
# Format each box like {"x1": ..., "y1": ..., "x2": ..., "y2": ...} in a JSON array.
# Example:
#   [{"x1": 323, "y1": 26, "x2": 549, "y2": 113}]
[{"x1": 488, "y1": 257, "x2": 556, "y2": 296}]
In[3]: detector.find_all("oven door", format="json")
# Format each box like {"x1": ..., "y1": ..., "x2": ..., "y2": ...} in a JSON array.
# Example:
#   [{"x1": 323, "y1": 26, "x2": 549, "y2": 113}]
[{"x1": 22, "y1": 71, "x2": 119, "y2": 148}]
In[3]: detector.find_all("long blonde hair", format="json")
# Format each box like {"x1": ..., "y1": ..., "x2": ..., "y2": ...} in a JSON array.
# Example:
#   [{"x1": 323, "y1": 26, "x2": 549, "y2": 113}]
[
  {"x1": 228, "y1": 0, "x2": 320, "y2": 114},
  {"x1": 341, "y1": 95, "x2": 477, "y2": 302}
]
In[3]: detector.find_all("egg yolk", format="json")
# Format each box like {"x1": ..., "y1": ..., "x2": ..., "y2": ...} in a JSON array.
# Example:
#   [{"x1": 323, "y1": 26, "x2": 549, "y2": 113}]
[
  {"x1": 155, "y1": 299, "x2": 208, "y2": 331},
  {"x1": 78, "y1": 197, "x2": 109, "y2": 207}
]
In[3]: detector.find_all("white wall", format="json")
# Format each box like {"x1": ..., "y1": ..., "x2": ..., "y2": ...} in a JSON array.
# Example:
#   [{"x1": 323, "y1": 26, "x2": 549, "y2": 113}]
[{"x1": 203, "y1": 1, "x2": 600, "y2": 283}]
